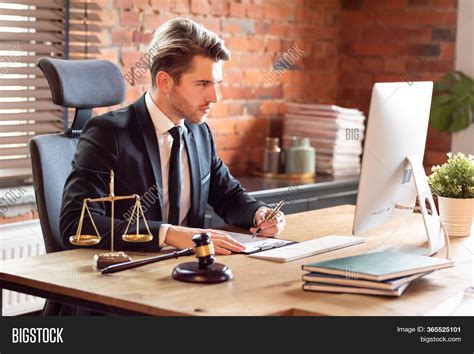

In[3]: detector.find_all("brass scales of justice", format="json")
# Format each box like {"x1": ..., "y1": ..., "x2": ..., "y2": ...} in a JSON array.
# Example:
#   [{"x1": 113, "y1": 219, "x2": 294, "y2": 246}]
[
  {"x1": 69, "y1": 169, "x2": 233, "y2": 283},
  {"x1": 69, "y1": 170, "x2": 154, "y2": 269}
]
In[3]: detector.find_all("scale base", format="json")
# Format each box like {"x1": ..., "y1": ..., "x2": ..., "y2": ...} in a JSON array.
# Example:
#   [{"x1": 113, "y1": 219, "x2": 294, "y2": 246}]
[
  {"x1": 172, "y1": 262, "x2": 233, "y2": 283},
  {"x1": 94, "y1": 252, "x2": 131, "y2": 270}
]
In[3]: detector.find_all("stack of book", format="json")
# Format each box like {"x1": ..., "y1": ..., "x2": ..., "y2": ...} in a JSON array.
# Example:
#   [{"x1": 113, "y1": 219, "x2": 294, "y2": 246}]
[
  {"x1": 301, "y1": 252, "x2": 454, "y2": 297},
  {"x1": 284, "y1": 103, "x2": 366, "y2": 176}
]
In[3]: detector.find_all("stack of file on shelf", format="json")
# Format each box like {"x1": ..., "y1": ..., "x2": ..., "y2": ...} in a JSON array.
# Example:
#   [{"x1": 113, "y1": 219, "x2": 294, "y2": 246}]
[
  {"x1": 301, "y1": 252, "x2": 454, "y2": 297},
  {"x1": 284, "y1": 103, "x2": 366, "y2": 176}
]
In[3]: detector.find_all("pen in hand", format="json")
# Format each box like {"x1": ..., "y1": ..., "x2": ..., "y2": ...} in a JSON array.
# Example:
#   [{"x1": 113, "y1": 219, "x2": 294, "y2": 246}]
[{"x1": 251, "y1": 200, "x2": 285, "y2": 238}]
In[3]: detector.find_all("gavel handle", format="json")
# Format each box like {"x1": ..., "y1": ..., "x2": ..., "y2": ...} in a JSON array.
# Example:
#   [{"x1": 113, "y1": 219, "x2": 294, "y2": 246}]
[{"x1": 101, "y1": 248, "x2": 195, "y2": 274}]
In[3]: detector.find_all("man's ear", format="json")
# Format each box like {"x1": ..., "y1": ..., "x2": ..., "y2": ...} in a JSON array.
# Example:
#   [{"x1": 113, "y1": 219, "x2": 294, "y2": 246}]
[{"x1": 155, "y1": 71, "x2": 173, "y2": 94}]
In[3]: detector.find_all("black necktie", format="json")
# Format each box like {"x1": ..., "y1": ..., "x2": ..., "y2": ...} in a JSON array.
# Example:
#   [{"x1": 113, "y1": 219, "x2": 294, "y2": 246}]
[{"x1": 168, "y1": 126, "x2": 182, "y2": 225}]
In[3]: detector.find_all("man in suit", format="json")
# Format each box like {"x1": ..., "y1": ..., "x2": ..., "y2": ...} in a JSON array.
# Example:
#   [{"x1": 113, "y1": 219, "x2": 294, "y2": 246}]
[{"x1": 60, "y1": 18, "x2": 286, "y2": 255}]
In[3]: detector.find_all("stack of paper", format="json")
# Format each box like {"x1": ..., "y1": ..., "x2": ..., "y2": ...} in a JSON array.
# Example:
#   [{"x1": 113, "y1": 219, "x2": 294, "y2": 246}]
[
  {"x1": 301, "y1": 251, "x2": 454, "y2": 297},
  {"x1": 284, "y1": 103, "x2": 366, "y2": 176}
]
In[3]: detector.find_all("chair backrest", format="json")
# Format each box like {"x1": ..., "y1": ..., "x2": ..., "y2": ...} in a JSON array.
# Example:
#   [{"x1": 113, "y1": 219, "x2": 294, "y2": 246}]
[
  {"x1": 29, "y1": 57, "x2": 125, "y2": 253},
  {"x1": 29, "y1": 134, "x2": 79, "y2": 252}
]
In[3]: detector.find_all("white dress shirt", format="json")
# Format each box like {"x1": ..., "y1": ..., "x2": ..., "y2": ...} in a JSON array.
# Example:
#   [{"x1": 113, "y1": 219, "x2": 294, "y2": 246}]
[{"x1": 145, "y1": 91, "x2": 191, "y2": 246}]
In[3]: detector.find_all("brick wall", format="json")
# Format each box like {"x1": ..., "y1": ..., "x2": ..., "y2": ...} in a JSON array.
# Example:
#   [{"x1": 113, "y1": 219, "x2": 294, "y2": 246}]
[
  {"x1": 94, "y1": 0, "x2": 456, "y2": 174},
  {"x1": 337, "y1": 0, "x2": 457, "y2": 169},
  {"x1": 95, "y1": 0, "x2": 341, "y2": 176}
]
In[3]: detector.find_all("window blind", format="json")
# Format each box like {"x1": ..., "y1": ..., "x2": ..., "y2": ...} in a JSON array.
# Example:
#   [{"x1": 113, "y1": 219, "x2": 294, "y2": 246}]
[{"x1": 0, "y1": 0, "x2": 102, "y2": 186}]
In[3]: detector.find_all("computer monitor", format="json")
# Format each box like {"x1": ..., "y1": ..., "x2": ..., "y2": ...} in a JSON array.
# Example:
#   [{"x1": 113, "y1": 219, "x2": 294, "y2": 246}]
[{"x1": 352, "y1": 81, "x2": 446, "y2": 256}]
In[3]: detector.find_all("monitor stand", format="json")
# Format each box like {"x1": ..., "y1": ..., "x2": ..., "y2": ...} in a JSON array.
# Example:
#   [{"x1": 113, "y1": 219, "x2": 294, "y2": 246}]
[{"x1": 390, "y1": 155, "x2": 449, "y2": 258}]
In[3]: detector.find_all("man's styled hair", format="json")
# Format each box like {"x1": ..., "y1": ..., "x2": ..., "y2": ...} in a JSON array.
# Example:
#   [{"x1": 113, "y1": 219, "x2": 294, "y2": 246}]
[{"x1": 148, "y1": 18, "x2": 231, "y2": 87}]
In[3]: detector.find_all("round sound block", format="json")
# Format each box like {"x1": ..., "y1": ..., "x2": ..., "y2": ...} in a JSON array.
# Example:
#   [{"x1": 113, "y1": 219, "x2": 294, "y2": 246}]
[
  {"x1": 94, "y1": 252, "x2": 131, "y2": 270},
  {"x1": 172, "y1": 262, "x2": 233, "y2": 283}
]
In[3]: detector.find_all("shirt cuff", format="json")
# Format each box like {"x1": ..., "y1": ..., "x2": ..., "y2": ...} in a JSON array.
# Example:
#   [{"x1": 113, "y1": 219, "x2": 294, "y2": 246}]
[{"x1": 158, "y1": 223, "x2": 171, "y2": 246}]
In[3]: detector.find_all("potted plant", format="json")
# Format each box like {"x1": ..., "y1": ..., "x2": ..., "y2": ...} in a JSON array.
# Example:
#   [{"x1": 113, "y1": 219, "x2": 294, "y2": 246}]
[
  {"x1": 429, "y1": 71, "x2": 473, "y2": 133},
  {"x1": 428, "y1": 152, "x2": 474, "y2": 237}
]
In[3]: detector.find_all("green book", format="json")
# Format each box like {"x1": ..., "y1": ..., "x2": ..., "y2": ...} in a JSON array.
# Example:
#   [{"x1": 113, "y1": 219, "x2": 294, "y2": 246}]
[
  {"x1": 302, "y1": 252, "x2": 454, "y2": 281},
  {"x1": 302, "y1": 281, "x2": 411, "y2": 297},
  {"x1": 302, "y1": 271, "x2": 431, "y2": 290}
]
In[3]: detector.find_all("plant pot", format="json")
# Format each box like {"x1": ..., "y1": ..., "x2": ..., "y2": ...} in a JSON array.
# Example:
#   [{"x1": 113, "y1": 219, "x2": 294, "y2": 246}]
[{"x1": 437, "y1": 196, "x2": 473, "y2": 237}]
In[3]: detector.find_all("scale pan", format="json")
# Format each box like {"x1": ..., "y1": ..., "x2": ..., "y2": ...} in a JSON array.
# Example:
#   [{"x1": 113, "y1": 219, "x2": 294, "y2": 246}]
[
  {"x1": 122, "y1": 234, "x2": 153, "y2": 242},
  {"x1": 69, "y1": 234, "x2": 101, "y2": 246}
]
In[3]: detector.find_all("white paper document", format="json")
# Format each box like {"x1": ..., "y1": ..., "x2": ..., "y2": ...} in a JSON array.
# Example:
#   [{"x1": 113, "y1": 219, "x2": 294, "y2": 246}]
[
  {"x1": 248, "y1": 235, "x2": 365, "y2": 262},
  {"x1": 226, "y1": 231, "x2": 295, "y2": 254}
]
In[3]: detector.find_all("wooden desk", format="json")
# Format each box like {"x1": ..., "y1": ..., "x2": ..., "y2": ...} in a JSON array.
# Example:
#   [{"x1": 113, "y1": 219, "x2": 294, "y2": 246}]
[{"x1": 1, "y1": 205, "x2": 472, "y2": 316}]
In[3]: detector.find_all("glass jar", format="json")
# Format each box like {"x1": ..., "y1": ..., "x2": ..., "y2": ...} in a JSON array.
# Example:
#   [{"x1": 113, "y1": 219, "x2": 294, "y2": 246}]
[{"x1": 261, "y1": 137, "x2": 281, "y2": 174}]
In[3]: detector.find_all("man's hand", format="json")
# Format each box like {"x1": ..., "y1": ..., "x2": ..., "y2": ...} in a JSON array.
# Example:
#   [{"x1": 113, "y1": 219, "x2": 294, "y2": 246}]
[
  {"x1": 164, "y1": 225, "x2": 246, "y2": 255},
  {"x1": 250, "y1": 206, "x2": 286, "y2": 237}
]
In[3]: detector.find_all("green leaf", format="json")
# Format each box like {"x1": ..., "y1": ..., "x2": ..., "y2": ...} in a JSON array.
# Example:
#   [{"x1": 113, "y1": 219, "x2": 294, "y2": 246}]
[
  {"x1": 430, "y1": 100, "x2": 459, "y2": 131},
  {"x1": 449, "y1": 100, "x2": 474, "y2": 131},
  {"x1": 434, "y1": 81, "x2": 450, "y2": 92},
  {"x1": 430, "y1": 70, "x2": 474, "y2": 132},
  {"x1": 431, "y1": 94, "x2": 454, "y2": 108},
  {"x1": 449, "y1": 107, "x2": 470, "y2": 132}
]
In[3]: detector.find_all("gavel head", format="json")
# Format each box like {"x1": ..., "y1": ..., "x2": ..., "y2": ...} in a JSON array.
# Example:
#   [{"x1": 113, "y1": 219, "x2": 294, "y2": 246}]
[{"x1": 192, "y1": 233, "x2": 215, "y2": 268}]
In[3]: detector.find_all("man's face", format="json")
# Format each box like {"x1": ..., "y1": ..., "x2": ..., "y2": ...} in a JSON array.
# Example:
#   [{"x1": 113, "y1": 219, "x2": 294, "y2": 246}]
[{"x1": 169, "y1": 55, "x2": 222, "y2": 125}]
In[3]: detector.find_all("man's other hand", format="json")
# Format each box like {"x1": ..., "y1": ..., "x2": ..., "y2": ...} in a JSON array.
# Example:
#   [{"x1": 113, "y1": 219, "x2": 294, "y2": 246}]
[{"x1": 165, "y1": 226, "x2": 246, "y2": 255}]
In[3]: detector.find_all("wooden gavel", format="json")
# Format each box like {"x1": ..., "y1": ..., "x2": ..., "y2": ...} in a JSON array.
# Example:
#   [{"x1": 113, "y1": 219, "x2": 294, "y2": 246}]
[{"x1": 101, "y1": 233, "x2": 233, "y2": 283}]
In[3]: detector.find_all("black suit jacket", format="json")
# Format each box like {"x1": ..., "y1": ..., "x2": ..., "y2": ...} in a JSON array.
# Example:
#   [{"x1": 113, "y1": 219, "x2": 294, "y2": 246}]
[{"x1": 60, "y1": 94, "x2": 265, "y2": 251}]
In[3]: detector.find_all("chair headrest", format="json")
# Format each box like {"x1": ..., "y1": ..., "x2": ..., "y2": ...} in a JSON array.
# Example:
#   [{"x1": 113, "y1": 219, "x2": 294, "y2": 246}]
[{"x1": 37, "y1": 57, "x2": 126, "y2": 109}]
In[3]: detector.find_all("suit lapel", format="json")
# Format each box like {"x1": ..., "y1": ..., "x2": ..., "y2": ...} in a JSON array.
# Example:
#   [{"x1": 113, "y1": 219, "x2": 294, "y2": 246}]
[
  {"x1": 183, "y1": 121, "x2": 201, "y2": 226},
  {"x1": 132, "y1": 94, "x2": 164, "y2": 218}
]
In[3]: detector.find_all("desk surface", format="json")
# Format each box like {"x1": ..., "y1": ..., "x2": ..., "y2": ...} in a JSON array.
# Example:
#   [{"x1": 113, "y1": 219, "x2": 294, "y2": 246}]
[{"x1": 1, "y1": 205, "x2": 472, "y2": 316}]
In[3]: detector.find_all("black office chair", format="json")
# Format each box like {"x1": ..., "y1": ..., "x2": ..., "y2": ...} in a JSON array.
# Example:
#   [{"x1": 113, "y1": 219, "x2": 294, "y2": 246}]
[{"x1": 29, "y1": 57, "x2": 125, "y2": 315}]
